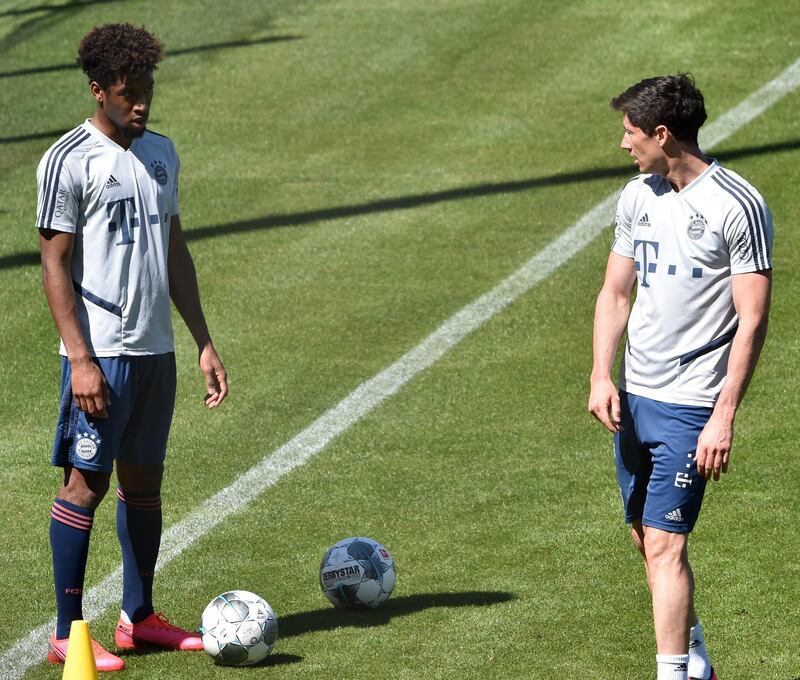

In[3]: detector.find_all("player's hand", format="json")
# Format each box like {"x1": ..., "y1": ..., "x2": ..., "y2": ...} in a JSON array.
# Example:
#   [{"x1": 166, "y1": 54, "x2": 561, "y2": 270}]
[
  {"x1": 588, "y1": 377, "x2": 622, "y2": 433},
  {"x1": 695, "y1": 416, "x2": 733, "y2": 481},
  {"x1": 199, "y1": 342, "x2": 228, "y2": 409},
  {"x1": 70, "y1": 358, "x2": 109, "y2": 418}
]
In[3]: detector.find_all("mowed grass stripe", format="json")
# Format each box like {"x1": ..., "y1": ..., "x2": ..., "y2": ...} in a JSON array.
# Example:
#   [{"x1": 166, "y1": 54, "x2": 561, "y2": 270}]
[{"x1": 4, "y1": 54, "x2": 799, "y2": 680}]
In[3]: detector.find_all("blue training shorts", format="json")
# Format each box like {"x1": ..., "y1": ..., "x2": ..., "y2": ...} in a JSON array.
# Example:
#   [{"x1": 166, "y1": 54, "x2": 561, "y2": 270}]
[
  {"x1": 51, "y1": 354, "x2": 177, "y2": 473},
  {"x1": 614, "y1": 391, "x2": 713, "y2": 533}
]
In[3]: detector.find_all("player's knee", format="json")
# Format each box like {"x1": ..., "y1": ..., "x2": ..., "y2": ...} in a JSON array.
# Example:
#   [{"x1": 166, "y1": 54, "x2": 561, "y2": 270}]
[
  {"x1": 60, "y1": 468, "x2": 111, "y2": 509},
  {"x1": 116, "y1": 461, "x2": 163, "y2": 493},
  {"x1": 643, "y1": 528, "x2": 687, "y2": 569}
]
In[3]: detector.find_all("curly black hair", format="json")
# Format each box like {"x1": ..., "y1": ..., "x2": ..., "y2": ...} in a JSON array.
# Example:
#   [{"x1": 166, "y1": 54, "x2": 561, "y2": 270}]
[
  {"x1": 77, "y1": 23, "x2": 164, "y2": 89},
  {"x1": 610, "y1": 74, "x2": 707, "y2": 144}
]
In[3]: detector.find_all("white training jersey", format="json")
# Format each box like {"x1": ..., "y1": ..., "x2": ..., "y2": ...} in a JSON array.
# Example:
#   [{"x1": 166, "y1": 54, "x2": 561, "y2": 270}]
[
  {"x1": 612, "y1": 160, "x2": 773, "y2": 407},
  {"x1": 36, "y1": 120, "x2": 179, "y2": 357}
]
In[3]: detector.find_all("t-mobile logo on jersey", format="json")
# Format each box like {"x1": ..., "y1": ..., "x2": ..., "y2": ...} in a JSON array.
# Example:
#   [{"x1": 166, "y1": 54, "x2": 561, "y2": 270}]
[
  {"x1": 633, "y1": 239, "x2": 704, "y2": 286},
  {"x1": 106, "y1": 198, "x2": 160, "y2": 246},
  {"x1": 633, "y1": 239, "x2": 659, "y2": 287}
]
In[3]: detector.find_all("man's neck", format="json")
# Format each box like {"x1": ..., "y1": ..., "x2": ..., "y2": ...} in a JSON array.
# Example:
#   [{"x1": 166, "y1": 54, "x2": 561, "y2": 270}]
[
  {"x1": 663, "y1": 145, "x2": 711, "y2": 192},
  {"x1": 89, "y1": 111, "x2": 132, "y2": 150}
]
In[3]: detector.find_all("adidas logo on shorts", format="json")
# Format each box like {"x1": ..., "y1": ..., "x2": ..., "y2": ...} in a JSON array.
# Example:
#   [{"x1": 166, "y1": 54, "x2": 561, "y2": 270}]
[
  {"x1": 665, "y1": 507, "x2": 684, "y2": 522},
  {"x1": 106, "y1": 174, "x2": 121, "y2": 189}
]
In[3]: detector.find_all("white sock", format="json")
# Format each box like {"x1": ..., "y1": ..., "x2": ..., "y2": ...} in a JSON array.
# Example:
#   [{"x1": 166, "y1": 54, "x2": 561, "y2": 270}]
[
  {"x1": 688, "y1": 621, "x2": 712, "y2": 679},
  {"x1": 657, "y1": 654, "x2": 689, "y2": 680}
]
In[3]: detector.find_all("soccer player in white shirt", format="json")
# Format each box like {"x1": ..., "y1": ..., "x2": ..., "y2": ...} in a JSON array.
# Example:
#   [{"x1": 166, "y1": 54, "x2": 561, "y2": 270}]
[
  {"x1": 589, "y1": 75, "x2": 772, "y2": 680},
  {"x1": 38, "y1": 24, "x2": 228, "y2": 670}
]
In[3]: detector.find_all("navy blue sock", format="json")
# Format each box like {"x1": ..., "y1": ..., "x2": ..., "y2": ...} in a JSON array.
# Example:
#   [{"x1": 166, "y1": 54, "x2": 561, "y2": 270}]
[
  {"x1": 50, "y1": 499, "x2": 94, "y2": 639},
  {"x1": 116, "y1": 488, "x2": 162, "y2": 623}
]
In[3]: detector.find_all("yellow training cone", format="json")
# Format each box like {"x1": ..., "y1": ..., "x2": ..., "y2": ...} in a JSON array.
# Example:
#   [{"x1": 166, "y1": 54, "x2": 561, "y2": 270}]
[{"x1": 62, "y1": 620, "x2": 98, "y2": 680}]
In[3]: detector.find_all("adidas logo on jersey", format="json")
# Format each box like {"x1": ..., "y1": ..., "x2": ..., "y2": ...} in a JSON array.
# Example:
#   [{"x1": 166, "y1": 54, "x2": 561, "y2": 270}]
[
  {"x1": 664, "y1": 507, "x2": 684, "y2": 523},
  {"x1": 636, "y1": 213, "x2": 651, "y2": 227},
  {"x1": 105, "y1": 175, "x2": 121, "y2": 189}
]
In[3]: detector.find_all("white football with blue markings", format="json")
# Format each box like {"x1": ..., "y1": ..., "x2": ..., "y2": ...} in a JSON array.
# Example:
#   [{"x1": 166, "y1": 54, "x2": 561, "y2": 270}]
[{"x1": 320, "y1": 536, "x2": 396, "y2": 608}]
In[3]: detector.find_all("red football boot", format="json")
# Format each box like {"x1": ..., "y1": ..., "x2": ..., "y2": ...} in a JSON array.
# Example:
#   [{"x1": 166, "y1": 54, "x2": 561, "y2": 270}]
[
  {"x1": 48, "y1": 633, "x2": 126, "y2": 671},
  {"x1": 115, "y1": 611, "x2": 204, "y2": 651}
]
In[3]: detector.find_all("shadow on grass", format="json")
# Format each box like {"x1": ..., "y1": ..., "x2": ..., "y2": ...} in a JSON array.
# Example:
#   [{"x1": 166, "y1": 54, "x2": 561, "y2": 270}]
[
  {"x1": 2, "y1": 138, "x2": 798, "y2": 273},
  {"x1": 117, "y1": 644, "x2": 302, "y2": 668},
  {"x1": 248, "y1": 652, "x2": 303, "y2": 668},
  {"x1": 176, "y1": 138, "x2": 800, "y2": 245},
  {"x1": 1, "y1": 119, "x2": 158, "y2": 145},
  {"x1": 0, "y1": 128, "x2": 72, "y2": 144},
  {"x1": 0, "y1": 35, "x2": 302, "y2": 79},
  {"x1": 110, "y1": 593, "x2": 508, "y2": 667},
  {"x1": 0, "y1": 252, "x2": 40, "y2": 269},
  {"x1": 279, "y1": 590, "x2": 515, "y2": 638},
  {"x1": 0, "y1": 0, "x2": 127, "y2": 17}
]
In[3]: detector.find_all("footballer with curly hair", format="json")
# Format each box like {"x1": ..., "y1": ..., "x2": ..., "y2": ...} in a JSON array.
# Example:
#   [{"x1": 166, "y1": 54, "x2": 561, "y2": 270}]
[{"x1": 37, "y1": 24, "x2": 228, "y2": 670}]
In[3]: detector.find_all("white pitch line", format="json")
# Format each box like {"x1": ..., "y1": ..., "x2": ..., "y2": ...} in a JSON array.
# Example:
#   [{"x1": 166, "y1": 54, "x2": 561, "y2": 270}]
[{"x1": 4, "y1": 57, "x2": 800, "y2": 679}]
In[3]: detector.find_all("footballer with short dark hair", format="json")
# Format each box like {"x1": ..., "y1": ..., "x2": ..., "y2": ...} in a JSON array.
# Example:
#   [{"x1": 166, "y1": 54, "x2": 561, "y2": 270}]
[{"x1": 590, "y1": 74, "x2": 772, "y2": 680}]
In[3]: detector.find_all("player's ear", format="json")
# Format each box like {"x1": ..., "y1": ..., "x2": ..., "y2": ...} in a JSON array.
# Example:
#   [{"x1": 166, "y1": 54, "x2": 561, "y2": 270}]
[
  {"x1": 89, "y1": 81, "x2": 105, "y2": 105},
  {"x1": 654, "y1": 124, "x2": 670, "y2": 147}
]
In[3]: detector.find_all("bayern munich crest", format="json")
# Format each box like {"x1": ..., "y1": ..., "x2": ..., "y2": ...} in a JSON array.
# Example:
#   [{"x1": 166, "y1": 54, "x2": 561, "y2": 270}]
[
  {"x1": 150, "y1": 159, "x2": 169, "y2": 186},
  {"x1": 75, "y1": 432, "x2": 101, "y2": 460},
  {"x1": 686, "y1": 214, "x2": 707, "y2": 240}
]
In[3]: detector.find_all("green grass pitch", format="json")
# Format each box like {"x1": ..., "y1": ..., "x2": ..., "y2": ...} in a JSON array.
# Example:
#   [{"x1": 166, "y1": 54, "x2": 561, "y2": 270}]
[{"x1": 0, "y1": 1, "x2": 799, "y2": 678}]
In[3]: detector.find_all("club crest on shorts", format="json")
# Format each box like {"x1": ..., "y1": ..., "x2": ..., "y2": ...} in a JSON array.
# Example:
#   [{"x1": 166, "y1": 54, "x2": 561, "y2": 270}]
[
  {"x1": 75, "y1": 432, "x2": 101, "y2": 460},
  {"x1": 150, "y1": 159, "x2": 168, "y2": 186},
  {"x1": 686, "y1": 214, "x2": 707, "y2": 240}
]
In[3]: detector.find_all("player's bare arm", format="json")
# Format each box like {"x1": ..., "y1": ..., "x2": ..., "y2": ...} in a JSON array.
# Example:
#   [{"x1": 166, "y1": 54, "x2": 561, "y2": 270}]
[
  {"x1": 589, "y1": 251, "x2": 637, "y2": 433},
  {"x1": 167, "y1": 214, "x2": 228, "y2": 408},
  {"x1": 39, "y1": 229, "x2": 109, "y2": 417},
  {"x1": 695, "y1": 270, "x2": 771, "y2": 481}
]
